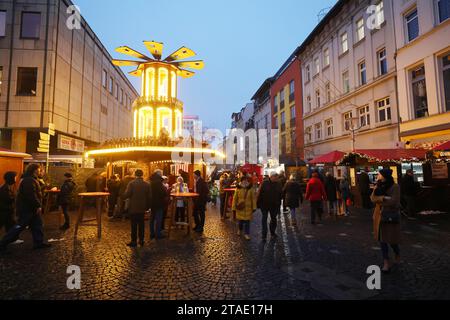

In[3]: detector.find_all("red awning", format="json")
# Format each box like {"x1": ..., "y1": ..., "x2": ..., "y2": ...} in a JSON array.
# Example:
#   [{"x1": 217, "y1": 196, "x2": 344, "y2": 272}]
[
  {"x1": 433, "y1": 141, "x2": 450, "y2": 151},
  {"x1": 308, "y1": 151, "x2": 346, "y2": 165},
  {"x1": 353, "y1": 149, "x2": 427, "y2": 162}
]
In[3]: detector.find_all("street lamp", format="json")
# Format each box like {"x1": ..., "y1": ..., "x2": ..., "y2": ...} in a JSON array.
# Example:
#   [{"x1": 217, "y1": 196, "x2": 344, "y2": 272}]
[{"x1": 349, "y1": 116, "x2": 363, "y2": 152}]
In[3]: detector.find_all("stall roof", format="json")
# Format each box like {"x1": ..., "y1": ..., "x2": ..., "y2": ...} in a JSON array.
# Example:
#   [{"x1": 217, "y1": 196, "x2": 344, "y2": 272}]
[
  {"x1": 351, "y1": 149, "x2": 428, "y2": 162},
  {"x1": 0, "y1": 147, "x2": 31, "y2": 159},
  {"x1": 308, "y1": 151, "x2": 346, "y2": 165},
  {"x1": 433, "y1": 141, "x2": 450, "y2": 151}
]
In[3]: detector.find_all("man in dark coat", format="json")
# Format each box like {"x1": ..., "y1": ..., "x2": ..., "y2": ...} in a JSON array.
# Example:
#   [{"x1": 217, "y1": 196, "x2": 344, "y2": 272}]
[
  {"x1": 115, "y1": 173, "x2": 135, "y2": 219},
  {"x1": 400, "y1": 169, "x2": 419, "y2": 217},
  {"x1": 279, "y1": 171, "x2": 288, "y2": 213},
  {"x1": 193, "y1": 170, "x2": 209, "y2": 233},
  {"x1": 324, "y1": 172, "x2": 338, "y2": 216},
  {"x1": 282, "y1": 175, "x2": 303, "y2": 226},
  {"x1": 257, "y1": 172, "x2": 283, "y2": 241},
  {"x1": 149, "y1": 170, "x2": 168, "y2": 239},
  {"x1": 106, "y1": 175, "x2": 121, "y2": 218},
  {"x1": 0, "y1": 164, "x2": 51, "y2": 253},
  {"x1": 358, "y1": 169, "x2": 372, "y2": 209},
  {"x1": 57, "y1": 173, "x2": 76, "y2": 230},
  {"x1": 123, "y1": 170, "x2": 152, "y2": 247},
  {"x1": 0, "y1": 172, "x2": 17, "y2": 233}
]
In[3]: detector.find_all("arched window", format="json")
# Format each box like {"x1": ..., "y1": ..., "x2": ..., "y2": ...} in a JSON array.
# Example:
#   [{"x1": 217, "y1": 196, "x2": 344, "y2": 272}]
[{"x1": 158, "y1": 68, "x2": 168, "y2": 100}]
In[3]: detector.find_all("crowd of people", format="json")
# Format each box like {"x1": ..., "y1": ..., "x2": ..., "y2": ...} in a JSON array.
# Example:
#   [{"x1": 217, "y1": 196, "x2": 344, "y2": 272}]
[{"x1": 0, "y1": 163, "x2": 407, "y2": 272}]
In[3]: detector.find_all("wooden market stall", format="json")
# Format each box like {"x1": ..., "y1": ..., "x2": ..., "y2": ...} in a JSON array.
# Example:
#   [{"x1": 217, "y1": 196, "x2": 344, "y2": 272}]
[{"x1": 0, "y1": 147, "x2": 31, "y2": 186}]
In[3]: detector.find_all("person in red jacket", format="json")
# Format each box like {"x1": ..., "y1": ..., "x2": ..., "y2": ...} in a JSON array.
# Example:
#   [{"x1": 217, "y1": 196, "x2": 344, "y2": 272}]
[{"x1": 305, "y1": 171, "x2": 327, "y2": 224}]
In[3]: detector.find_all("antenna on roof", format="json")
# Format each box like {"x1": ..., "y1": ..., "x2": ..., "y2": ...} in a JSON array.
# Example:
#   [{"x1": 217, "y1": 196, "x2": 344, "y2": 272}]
[{"x1": 317, "y1": 6, "x2": 332, "y2": 23}]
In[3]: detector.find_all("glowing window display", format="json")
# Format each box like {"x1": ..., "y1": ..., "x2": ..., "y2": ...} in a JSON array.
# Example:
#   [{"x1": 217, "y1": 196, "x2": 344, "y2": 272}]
[
  {"x1": 157, "y1": 107, "x2": 172, "y2": 135},
  {"x1": 159, "y1": 68, "x2": 169, "y2": 99},
  {"x1": 171, "y1": 71, "x2": 177, "y2": 98},
  {"x1": 145, "y1": 67, "x2": 155, "y2": 98}
]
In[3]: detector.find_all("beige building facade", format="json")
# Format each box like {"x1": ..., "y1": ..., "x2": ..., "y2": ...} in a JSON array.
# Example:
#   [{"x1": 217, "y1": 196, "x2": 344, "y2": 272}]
[
  {"x1": 296, "y1": 0, "x2": 400, "y2": 160},
  {"x1": 0, "y1": 0, "x2": 138, "y2": 157}
]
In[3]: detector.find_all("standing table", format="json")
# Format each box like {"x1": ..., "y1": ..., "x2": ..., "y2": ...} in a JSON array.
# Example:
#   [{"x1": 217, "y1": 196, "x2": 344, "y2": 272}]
[
  {"x1": 167, "y1": 192, "x2": 199, "y2": 237},
  {"x1": 74, "y1": 192, "x2": 110, "y2": 239},
  {"x1": 223, "y1": 188, "x2": 237, "y2": 220}
]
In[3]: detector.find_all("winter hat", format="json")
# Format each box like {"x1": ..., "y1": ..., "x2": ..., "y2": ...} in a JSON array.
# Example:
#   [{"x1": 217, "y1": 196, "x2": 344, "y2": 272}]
[
  {"x1": 64, "y1": 172, "x2": 73, "y2": 178},
  {"x1": 379, "y1": 168, "x2": 393, "y2": 179},
  {"x1": 3, "y1": 171, "x2": 17, "y2": 185},
  {"x1": 194, "y1": 170, "x2": 202, "y2": 177},
  {"x1": 135, "y1": 169, "x2": 144, "y2": 177}
]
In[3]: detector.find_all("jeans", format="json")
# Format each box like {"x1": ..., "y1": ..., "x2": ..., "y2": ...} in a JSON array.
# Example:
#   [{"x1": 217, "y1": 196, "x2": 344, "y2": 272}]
[
  {"x1": 61, "y1": 204, "x2": 70, "y2": 225},
  {"x1": 219, "y1": 193, "x2": 226, "y2": 217},
  {"x1": 0, "y1": 212, "x2": 44, "y2": 247},
  {"x1": 261, "y1": 207, "x2": 280, "y2": 238},
  {"x1": 150, "y1": 208, "x2": 163, "y2": 239},
  {"x1": 310, "y1": 201, "x2": 323, "y2": 224},
  {"x1": 381, "y1": 242, "x2": 400, "y2": 260},
  {"x1": 130, "y1": 213, "x2": 145, "y2": 243},
  {"x1": 290, "y1": 208, "x2": 297, "y2": 222},
  {"x1": 238, "y1": 220, "x2": 250, "y2": 235},
  {"x1": 175, "y1": 207, "x2": 185, "y2": 222},
  {"x1": 193, "y1": 206, "x2": 206, "y2": 231}
]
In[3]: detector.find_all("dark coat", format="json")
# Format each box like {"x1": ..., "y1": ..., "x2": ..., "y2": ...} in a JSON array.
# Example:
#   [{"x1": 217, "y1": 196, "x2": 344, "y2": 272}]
[
  {"x1": 358, "y1": 172, "x2": 371, "y2": 194},
  {"x1": 0, "y1": 183, "x2": 15, "y2": 215},
  {"x1": 324, "y1": 176, "x2": 338, "y2": 202},
  {"x1": 119, "y1": 175, "x2": 135, "y2": 196},
  {"x1": 400, "y1": 174, "x2": 417, "y2": 197},
  {"x1": 282, "y1": 181, "x2": 303, "y2": 209},
  {"x1": 107, "y1": 179, "x2": 121, "y2": 198},
  {"x1": 150, "y1": 174, "x2": 168, "y2": 210},
  {"x1": 16, "y1": 175, "x2": 42, "y2": 217},
  {"x1": 123, "y1": 177, "x2": 152, "y2": 214},
  {"x1": 257, "y1": 180, "x2": 282, "y2": 210},
  {"x1": 57, "y1": 179, "x2": 76, "y2": 206},
  {"x1": 85, "y1": 175, "x2": 98, "y2": 192},
  {"x1": 371, "y1": 184, "x2": 401, "y2": 244},
  {"x1": 194, "y1": 177, "x2": 209, "y2": 210}
]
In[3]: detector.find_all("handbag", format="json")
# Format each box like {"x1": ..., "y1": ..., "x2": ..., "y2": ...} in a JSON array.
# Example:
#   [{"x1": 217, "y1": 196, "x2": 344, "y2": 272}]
[
  {"x1": 381, "y1": 209, "x2": 400, "y2": 224},
  {"x1": 346, "y1": 198, "x2": 352, "y2": 207}
]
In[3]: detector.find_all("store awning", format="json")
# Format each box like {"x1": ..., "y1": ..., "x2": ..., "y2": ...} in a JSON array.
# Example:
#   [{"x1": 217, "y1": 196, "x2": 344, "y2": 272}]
[
  {"x1": 433, "y1": 141, "x2": 450, "y2": 151},
  {"x1": 352, "y1": 149, "x2": 428, "y2": 162},
  {"x1": 308, "y1": 151, "x2": 346, "y2": 165},
  {"x1": 0, "y1": 147, "x2": 31, "y2": 159}
]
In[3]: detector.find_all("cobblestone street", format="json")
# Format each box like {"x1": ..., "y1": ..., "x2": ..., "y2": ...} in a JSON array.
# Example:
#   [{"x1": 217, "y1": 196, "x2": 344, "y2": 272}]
[{"x1": 1, "y1": 203, "x2": 450, "y2": 300}]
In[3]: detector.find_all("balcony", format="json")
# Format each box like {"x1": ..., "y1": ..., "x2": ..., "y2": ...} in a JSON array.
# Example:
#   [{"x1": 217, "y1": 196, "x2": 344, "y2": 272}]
[{"x1": 134, "y1": 96, "x2": 183, "y2": 110}]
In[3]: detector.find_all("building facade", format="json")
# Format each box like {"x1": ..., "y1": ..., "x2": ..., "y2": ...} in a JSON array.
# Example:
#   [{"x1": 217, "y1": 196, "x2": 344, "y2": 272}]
[
  {"x1": 394, "y1": 0, "x2": 450, "y2": 149},
  {"x1": 0, "y1": 0, "x2": 138, "y2": 158},
  {"x1": 297, "y1": 0, "x2": 400, "y2": 160},
  {"x1": 271, "y1": 54, "x2": 304, "y2": 164},
  {"x1": 183, "y1": 115, "x2": 202, "y2": 138}
]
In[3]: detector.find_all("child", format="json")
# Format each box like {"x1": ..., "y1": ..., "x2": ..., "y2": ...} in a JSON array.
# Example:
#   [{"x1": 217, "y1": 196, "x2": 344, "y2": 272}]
[
  {"x1": 232, "y1": 176, "x2": 256, "y2": 240},
  {"x1": 171, "y1": 176, "x2": 188, "y2": 226},
  {"x1": 210, "y1": 183, "x2": 219, "y2": 207},
  {"x1": 58, "y1": 173, "x2": 76, "y2": 230}
]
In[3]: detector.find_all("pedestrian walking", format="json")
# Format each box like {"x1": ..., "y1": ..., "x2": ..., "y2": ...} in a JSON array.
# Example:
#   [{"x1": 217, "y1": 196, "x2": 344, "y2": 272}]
[
  {"x1": 279, "y1": 171, "x2": 288, "y2": 213},
  {"x1": 149, "y1": 170, "x2": 168, "y2": 240},
  {"x1": 282, "y1": 174, "x2": 303, "y2": 226},
  {"x1": 371, "y1": 168, "x2": 401, "y2": 274},
  {"x1": 210, "y1": 183, "x2": 219, "y2": 207},
  {"x1": 232, "y1": 176, "x2": 256, "y2": 241},
  {"x1": 0, "y1": 164, "x2": 51, "y2": 253},
  {"x1": 257, "y1": 172, "x2": 282, "y2": 241},
  {"x1": 57, "y1": 173, "x2": 76, "y2": 231},
  {"x1": 0, "y1": 172, "x2": 17, "y2": 233},
  {"x1": 123, "y1": 170, "x2": 152, "y2": 247},
  {"x1": 106, "y1": 175, "x2": 120, "y2": 218},
  {"x1": 171, "y1": 176, "x2": 188, "y2": 225},
  {"x1": 324, "y1": 172, "x2": 338, "y2": 216},
  {"x1": 193, "y1": 170, "x2": 209, "y2": 233},
  {"x1": 339, "y1": 176, "x2": 351, "y2": 216},
  {"x1": 305, "y1": 172, "x2": 327, "y2": 225},
  {"x1": 219, "y1": 173, "x2": 230, "y2": 220}
]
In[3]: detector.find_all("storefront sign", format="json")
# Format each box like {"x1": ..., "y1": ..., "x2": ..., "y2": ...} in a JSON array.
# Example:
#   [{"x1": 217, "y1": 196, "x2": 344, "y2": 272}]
[
  {"x1": 57, "y1": 134, "x2": 85, "y2": 153},
  {"x1": 431, "y1": 163, "x2": 448, "y2": 180}
]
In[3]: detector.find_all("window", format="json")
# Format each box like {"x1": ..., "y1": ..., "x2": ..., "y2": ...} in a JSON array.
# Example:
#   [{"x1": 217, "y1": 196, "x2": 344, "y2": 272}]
[
  {"x1": 359, "y1": 61, "x2": 367, "y2": 86},
  {"x1": 359, "y1": 105, "x2": 370, "y2": 127},
  {"x1": 378, "y1": 48, "x2": 387, "y2": 76},
  {"x1": 274, "y1": 115, "x2": 278, "y2": 130},
  {"x1": 290, "y1": 105, "x2": 296, "y2": 121},
  {"x1": 280, "y1": 88, "x2": 285, "y2": 105},
  {"x1": 314, "y1": 57, "x2": 320, "y2": 75},
  {"x1": 324, "y1": 48, "x2": 330, "y2": 67},
  {"x1": 356, "y1": 18, "x2": 365, "y2": 42},
  {"x1": 305, "y1": 127, "x2": 312, "y2": 143},
  {"x1": 325, "y1": 119, "x2": 334, "y2": 137},
  {"x1": 306, "y1": 95, "x2": 312, "y2": 112},
  {"x1": 377, "y1": 97, "x2": 391, "y2": 122},
  {"x1": 341, "y1": 32, "x2": 348, "y2": 53},
  {"x1": 315, "y1": 89, "x2": 321, "y2": 108},
  {"x1": 102, "y1": 69, "x2": 107, "y2": 88},
  {"x1": 438, "y1": 0, "x2": 450, "y2": 23},
  {"x1": 101, "y1": 105, "x2": 108, "y2": 115},
  {"x1": 315, "y1": 123, "x2": 322, "y2": 140},
  {"x1": 405, "y1": 9, "x2": 419, "y2": 42},
  {"x1": 376, "y1": 1, "x2": 385, "y2": 26},
  {"x1": 115, "y1": 83, "x2": 119, "y2": 99},
  {"x1": 342, "y1": 71, "x2": 350, "y2": 94},
  {"x1": 274, "y1": 94, "x2": 278, "y2": 113},
  {"x1": 21, "y1": 12, "x2": 41, "y2": 39},
  {"x1": 289, "y1": 80, "x2": 295, "y2": 102},
  {"x1": 442, "y1": 53, "x2": 450, "y2": 111},
  {"x1": 325, "y1": 82, "x2": 331, "y2": 103},
  {"x1": 0, "y1": 11, "x2": 6, "y2": 37},
  {"x1": 109, "y1": 77, "x2": 113, "y2": 94},
  {"x1": 16, "y1": 67, "x2": 37, "y2": 96},
  {"x1": 281, "y1": 135, "x2": 287, "y2": 154},
  {"x1": 306, "y1": 65, "x2": 311, "y2": 82},
  {"x1": 344, "y1": 111, "x2": 353, "y2": 131},
  {"x1": 120, "y1": 88, "x2": 124, "y2": 104},
  {"x1": 281, "y1": 111, "x2": 286, "y2": 125},
  {"x1": 0, "y1": 66, "x2": 3, "y2": 96},
  {"x1": 411, "y1": 65, "x2": 428, "y2": 118}
]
